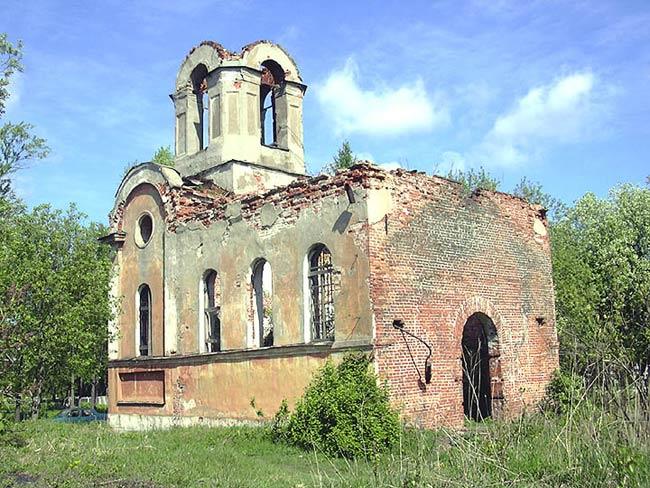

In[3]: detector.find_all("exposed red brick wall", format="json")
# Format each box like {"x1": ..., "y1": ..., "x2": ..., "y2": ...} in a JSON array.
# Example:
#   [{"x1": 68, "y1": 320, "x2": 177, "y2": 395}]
[{"x1": 367, "y1": 170, "x2": 559, "y2": 428}]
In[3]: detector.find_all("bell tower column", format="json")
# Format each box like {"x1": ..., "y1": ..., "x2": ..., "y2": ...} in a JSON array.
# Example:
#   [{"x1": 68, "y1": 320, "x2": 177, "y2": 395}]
[{"x1": 173, "y1": 83, "x2": 201, "y2": 157}]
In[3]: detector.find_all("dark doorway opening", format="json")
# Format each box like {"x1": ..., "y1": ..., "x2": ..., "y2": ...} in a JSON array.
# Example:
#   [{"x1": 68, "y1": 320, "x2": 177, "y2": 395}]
[{"x1": 461, "y1": 312, "x2": 500, "y2": 421}]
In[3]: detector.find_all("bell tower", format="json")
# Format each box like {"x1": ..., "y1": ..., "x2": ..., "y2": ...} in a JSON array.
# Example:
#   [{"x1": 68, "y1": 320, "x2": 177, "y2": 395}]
[{"x1": 171, "y1": 41, "x2": 307, "y2": 193}]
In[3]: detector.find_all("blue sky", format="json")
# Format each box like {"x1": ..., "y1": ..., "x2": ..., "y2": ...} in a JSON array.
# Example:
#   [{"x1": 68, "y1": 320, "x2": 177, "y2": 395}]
[{"x1": 3, "y1": 0, "x2": 649, "y2": 222}]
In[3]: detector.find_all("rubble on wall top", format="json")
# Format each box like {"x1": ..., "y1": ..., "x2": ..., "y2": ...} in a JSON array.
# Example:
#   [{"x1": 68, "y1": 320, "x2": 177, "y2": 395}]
[
  {"x1": 114, "y1": 160, "x2": 544, "y2": 233},
  {"x1": 184, "y1": 39, "x2": 298, "y2": 66},
  {"x1": 186, "y1": 40, "x2": 239, "y2": 61}
]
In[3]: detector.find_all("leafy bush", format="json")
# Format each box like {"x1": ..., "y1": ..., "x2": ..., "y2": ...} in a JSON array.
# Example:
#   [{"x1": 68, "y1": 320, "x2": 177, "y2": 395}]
[
  {"x1": 269, "y1": 399, "x2": 290, "y2": 444},
  {"x1": 271, "y1": 353, "x2": 401, "y2": 459},
  {"x1": 0, "y1": 410, "x2": 25, "y2": 448},
  {"x1": 541, "y1": 369, "x2": 585, "y2": 414},
  {"x1": 79, "y1": 401, "x2": 107, "y2": 413}
]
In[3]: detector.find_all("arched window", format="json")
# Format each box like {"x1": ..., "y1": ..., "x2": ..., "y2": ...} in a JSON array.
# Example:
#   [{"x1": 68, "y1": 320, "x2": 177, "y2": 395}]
[
  {"x1": 190, "y1": 64, "x2": 209, "y2": 150},
  {"x1": 251, "y1": 259, "x2": 273, "y2": 347},
  {"x1": 259, "y1": 60, "x2": 285, "y2": 147},
  {"x1": 137, "y1": 285, "x2": 152, "y2": 356},
  {"x1": 307, "y1": 245, "x2": 335, "y2": 341},
  {"x1": 201, "y1": 270, "x2": 221, "y2": 353}
]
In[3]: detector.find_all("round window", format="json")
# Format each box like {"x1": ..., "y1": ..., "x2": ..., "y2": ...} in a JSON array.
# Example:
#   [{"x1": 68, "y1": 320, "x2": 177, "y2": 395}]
[{"x1": 135, "y1": 213, "x2": 154, "y2": 248}]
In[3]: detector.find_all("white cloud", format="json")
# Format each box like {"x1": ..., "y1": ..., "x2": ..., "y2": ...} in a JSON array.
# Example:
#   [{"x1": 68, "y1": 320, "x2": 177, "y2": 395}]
[
  {"x1": 377, "y1": 162, "x2": 402, "y2": 171},
  {"x1": 316, "y1": 58, "x2": 449, "y2": 136},
  {"x1": 479, "y1": 71, "x2": 599, "y2": 166},
  {"x1": 356, "y1": 151, "x2": 402, "y2": 170},
  {"x1": 437, "y1": 150, "x2": 466, "y2": 173}
]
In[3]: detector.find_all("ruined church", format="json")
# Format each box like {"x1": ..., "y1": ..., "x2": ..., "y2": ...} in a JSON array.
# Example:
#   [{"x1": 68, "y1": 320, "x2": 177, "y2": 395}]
[{"x1": 103, "y1": 41, "x2": 559, "y2": 431}]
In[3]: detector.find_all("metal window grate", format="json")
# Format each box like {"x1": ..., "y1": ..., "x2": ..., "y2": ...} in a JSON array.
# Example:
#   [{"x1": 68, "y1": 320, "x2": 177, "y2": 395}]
[{"x1": 308, "y1": 246, "x2": 334, "y2": 341}]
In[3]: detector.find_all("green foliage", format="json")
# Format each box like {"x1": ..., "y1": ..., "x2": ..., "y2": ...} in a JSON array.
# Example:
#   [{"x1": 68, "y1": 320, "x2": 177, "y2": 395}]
[
  {"x1": 0, "y1": 416, "x2": 24, "y2": 448},
  {"x1": 0, "y1": 397, "x2": 25, "y2": 447},
  {"x1": 551, "y1": 184, "x2": 650, "y2": 378},
  {"x1": 78, "y1": 401, "x2": 107, "y2": 413},
  {"x1": 513, "y1": 176, "x2": 566, "y2": 219},
  {"x1": 446, "y1": 166, "x2": 500, "y2": 194},
  {"x1": 269, "y1": 398, "x2": 290, "y2": 443},
  {"x1": 326, "y1": 140, "x2": 357, "y2": 173},
  {"x1": 2, "y1": 412, "x2": 650, "y2": 487},
  {"x1": 0, "y1": 204, "x2": 114, "y2": 418},
  {"x1": 272, "y1": 353, "x2": 401, "y2": 459},
  {"x1": 0, "y1": 34, "x2": 49, "y2": 198},
  {"x1": 152, "y1": 145, "x2": 174, "y2": 167},
  {"x1": 0, "y1": 33, "x2": 22, "y2": 117},
  {"x1": 249, "y1": 397, "x2": 264, "y2": 418},
  {"x1": 540, "y1": 369, "x2": 585, "y2": 414}
]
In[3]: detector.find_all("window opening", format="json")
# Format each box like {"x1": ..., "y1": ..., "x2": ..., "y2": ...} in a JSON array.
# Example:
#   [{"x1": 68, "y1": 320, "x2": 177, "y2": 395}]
[
  {"x1": 201, "y1": 89, "x2": 209, "y2": 149},
  {"x1": 252, "y1": 259, "x2": 273, "y2": 347},
  {"x1": 261, "y1": 89, "x2": 275, "y2": 146},
  {"x1": 136, "y1": 214, "x2": 153, "y2": 247},
  {"x1": 308, "y1": 245, "x2": 334, "y2": 341},
  {"x1": 138, "y1": 285, "x2": 152, "y2": 356},
  {"x1": 190, "y1": 64, "x2": 209, "y2": 150},
  {"x1": 259, "y1": 60, "x2": 284, "y2": 147},
  {"x1": 203, "y1": 270, "x2": 221, "y2": 353}
]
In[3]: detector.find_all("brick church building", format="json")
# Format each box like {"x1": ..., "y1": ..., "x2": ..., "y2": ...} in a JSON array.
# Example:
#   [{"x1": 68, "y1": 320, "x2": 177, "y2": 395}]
[{"x1": 103, "y1": 40, "x2": 559, "y2": 430}]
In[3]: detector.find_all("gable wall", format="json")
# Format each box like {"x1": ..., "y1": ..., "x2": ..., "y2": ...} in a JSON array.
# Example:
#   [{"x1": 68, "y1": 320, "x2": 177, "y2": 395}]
[{"x1": 367, "y1": 171, "x2": 558, "y2": 428}]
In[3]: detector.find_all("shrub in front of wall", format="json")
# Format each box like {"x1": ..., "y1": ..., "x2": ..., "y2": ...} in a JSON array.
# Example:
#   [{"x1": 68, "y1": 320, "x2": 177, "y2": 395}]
[
  {"x1": 272, "y1": 353, "x2": 401, "y2": 459},
  {"x1": 79, "y1": 401, "x2": 108, "y2": 413},
  {"x1": 540, "y1": 369, "x2": 586, "y2": 415}
]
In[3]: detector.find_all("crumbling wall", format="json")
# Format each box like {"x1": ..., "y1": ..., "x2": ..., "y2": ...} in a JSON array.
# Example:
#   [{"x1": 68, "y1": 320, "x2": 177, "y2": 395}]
[
  {"x1": 367, "y1": 170, "x2": 558, "y2": 428},
  {"x1": 108, "y1": 344, "x2": 369, "y2": 430},
  {"x1": 159, "y1": 167, "x2": 376, "y2": 355},
  {"x1": 110, "y1": 164, "x2": 557, "y2": 429}
]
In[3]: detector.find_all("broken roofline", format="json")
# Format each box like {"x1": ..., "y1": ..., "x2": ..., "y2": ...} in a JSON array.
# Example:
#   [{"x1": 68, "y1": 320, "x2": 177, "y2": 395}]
[
  {"x1": 167, "y1": 162, "x2": 543, "y2": 223},
  {"x1": 111, "y1": 161, "x2": 544, "y2": 235}
]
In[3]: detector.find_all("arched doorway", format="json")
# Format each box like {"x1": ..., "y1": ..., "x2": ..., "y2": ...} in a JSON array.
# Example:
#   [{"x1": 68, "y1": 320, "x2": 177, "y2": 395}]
[{"x1": 461, "y1": 312, "x2": 502, "y2": 421}]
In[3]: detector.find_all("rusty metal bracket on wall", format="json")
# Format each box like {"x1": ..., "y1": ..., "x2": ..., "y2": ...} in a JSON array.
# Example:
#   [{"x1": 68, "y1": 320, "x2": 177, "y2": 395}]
[{"x1": 393, "y1": 319, "x2": 433, "y2": 384}]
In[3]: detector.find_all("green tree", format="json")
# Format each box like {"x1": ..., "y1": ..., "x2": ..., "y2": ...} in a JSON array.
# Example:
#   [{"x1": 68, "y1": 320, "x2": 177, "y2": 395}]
[
  {"x1": 551, "y1": 184, "x2": 650, "y2": 394},
  {"x1": 513, "y1": 176, "x2": 566, "y2": 219},
  {"x1": 0, "y1": 204, "x2": 114, "y2": 419},
  {"x1": 152, "y1": 145, "x2": 174, "y2": 167},
  {"x1": 446, "y1": 166, "x2": 500, "y2": 194},
  {"x1": 326, "y1": 140, "x2": 357, "y2": 173},
  {"x1": 0, "y1": 33, "x2": 49, "y2": 199}
]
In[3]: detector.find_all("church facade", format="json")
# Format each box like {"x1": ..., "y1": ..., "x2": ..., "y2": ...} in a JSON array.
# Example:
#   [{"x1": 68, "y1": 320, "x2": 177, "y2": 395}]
[{"x1": 104, "y1": 41, "x2": 559, "y2": 431}]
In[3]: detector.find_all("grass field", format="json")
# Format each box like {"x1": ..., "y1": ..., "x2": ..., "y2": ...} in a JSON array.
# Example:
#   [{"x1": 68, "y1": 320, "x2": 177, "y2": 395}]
[{"x1": 2, "y1": 409, "x2": 650, "y2": 487}]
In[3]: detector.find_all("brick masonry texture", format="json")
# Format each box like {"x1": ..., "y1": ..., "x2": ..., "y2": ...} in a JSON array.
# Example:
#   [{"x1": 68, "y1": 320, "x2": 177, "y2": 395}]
[{"x1": 367, "y1": 169, "x2": 558, "y2": 428}]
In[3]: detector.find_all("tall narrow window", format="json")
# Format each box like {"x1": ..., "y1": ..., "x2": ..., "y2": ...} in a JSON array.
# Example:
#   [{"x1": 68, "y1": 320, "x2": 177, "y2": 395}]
[
  {"x1": 251, "y1": 259, "x2": 273, "y2": 347},
  {"x1": 202, "y1": 91, "x2": 209, "y2": 149},
  {"x1": 138, "y1": 285, "x2": 152, "y2": 356},
  {"x1": 190, "y1": 64, "x2": 209, "y2": 150},
  {"x1": 203, "y1": 270, "x2": 221, "y2": 353},
  {"x1": 261, "y1": 89, "x2": 275, "y2": 146},
  {"x1": 259, "y1": 60, "x2": 284, "y2": 147},
  {"x1": 308, "y1": 245, "x2": 335, "y2": 341}
]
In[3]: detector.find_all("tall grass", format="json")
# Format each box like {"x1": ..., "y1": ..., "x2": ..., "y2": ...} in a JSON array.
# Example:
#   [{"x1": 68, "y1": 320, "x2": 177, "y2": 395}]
[
  {"x1": 2, "y1": 405, "x2": 648, "y2": 487},
  {"x1": 2, "y1": 366, "x2": 650, "y2": 487}
]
